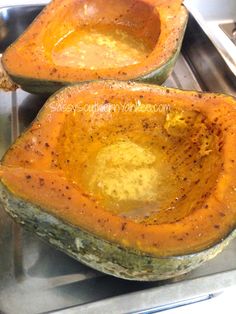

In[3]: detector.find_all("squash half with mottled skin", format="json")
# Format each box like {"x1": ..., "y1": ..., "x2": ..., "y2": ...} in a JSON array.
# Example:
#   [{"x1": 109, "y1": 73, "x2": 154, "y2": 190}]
[
  {"x1": 2, "y1": 0, "x2": 188, "y2": 94},
  {"x1": 0, "y1": 81, "x2": 236, "y2": 280}
]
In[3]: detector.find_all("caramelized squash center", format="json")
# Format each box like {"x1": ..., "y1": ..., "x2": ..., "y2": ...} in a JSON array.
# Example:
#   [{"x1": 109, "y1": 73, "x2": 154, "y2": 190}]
[
  {"x1": 55, "y1": 103, "x2": 222, "y2": 224},
  {"x1": 52, "y1": 26, "x2": 153, "y2": 69},
  {"x1": 42, "y1": 0, "x2": 160, "y2": 69}
]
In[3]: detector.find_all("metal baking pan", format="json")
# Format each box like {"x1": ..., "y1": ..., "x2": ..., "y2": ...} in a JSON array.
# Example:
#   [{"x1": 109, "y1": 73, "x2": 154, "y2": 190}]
[
  {"x1": 0, "y1": 5, "x2": 236, "y2": 314},
  {"x1": 184, "y1": 0, "x2": 236, "y2": 77}
]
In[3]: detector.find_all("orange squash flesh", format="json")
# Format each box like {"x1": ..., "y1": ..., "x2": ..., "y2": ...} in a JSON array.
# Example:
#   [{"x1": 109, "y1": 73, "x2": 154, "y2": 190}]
[
  {"x1": 2, "y1": 0, "x2": 188, "y2": 93},
  {"x1": 1, "y1": 81, "x2": 236, "y2": 258}
]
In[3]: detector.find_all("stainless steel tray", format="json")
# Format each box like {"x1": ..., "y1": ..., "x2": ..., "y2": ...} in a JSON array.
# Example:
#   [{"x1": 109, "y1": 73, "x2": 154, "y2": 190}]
[
  {"x1": 0, "y1": 5, "x2": 236, "y2": 314},
  {"x1": 184, "y1": 0, "x2": 236, "y2": 77}
]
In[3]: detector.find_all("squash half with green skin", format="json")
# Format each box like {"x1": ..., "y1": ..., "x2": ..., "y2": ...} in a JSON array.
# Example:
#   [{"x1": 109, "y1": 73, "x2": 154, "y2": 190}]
[
  {"x1": 1, "y1": 0, "x2": 188, "y2": 94},
  {"x1": 0, "y1": 80, "x2": 236, "y2": 281}
]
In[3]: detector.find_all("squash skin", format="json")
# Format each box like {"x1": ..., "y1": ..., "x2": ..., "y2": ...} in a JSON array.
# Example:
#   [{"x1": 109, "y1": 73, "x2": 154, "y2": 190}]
[
  {"x1": 7, "y1": 75, "x2": 69, "y2": 95},
  {"x1": 2, "y1": 0, "x2": 188, "y2": 94},
  {"x1": 1, "y1": 181, "x2": 235, "y2": 281}
]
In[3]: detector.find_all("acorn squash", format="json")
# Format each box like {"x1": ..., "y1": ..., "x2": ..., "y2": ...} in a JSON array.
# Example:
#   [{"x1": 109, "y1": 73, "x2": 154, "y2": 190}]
[
  {"x1": 1, "y1": 0, "x2": 188, "y2": 94},
  {"x1": 0, "y1": 80, "x2": 236, "y2": 281}
]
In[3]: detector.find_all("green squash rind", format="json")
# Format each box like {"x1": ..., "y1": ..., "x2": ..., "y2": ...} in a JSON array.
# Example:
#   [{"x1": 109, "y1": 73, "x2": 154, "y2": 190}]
[{"x1": 1, "y1": 180, "x2": 235, "y2": 281}]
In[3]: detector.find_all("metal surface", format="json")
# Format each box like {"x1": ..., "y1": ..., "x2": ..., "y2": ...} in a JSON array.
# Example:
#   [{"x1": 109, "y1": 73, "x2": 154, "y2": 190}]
[
  {"x1": 0, "y1": 5, "x2": 236, "y2": 314},
  {"x1": 184, "y1": 0, "x2": 236, "y2": 77},
  {"x1": 0, "y1": 5, "x2": 42, "y2": 52},
  {"x1": 182, "y1": 15, "x2": 236, "y2": 96},
  {"x1": 220, "y1": 22, "x2": 236, "y2": 46}
]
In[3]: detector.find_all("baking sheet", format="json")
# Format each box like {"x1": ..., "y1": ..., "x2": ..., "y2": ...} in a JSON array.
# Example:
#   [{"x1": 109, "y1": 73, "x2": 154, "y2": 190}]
[{"x1": 0, "y1": 4, "x2": 236, "y2": 314}]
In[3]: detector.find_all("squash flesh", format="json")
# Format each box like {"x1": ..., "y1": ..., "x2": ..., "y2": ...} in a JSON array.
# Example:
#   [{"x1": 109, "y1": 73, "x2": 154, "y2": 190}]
[
  {"x1": 55, "y1": 105, "x2": 221, "y2": 225},
  {"x1": 51, "y1": 26, "x2": 155, "y2": 69},
  {"x1": 1, "y1": 81, "x2": 236, "y2": 258}
]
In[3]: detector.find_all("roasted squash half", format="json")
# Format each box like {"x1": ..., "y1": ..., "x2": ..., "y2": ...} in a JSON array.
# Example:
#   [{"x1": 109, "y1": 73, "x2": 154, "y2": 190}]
[
  {"x1": 1, "y1": 81, "x2": 236, "y2": 281},
  {"x1": 2, "y1": 0, "x2": 188, "y2": 94}
]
